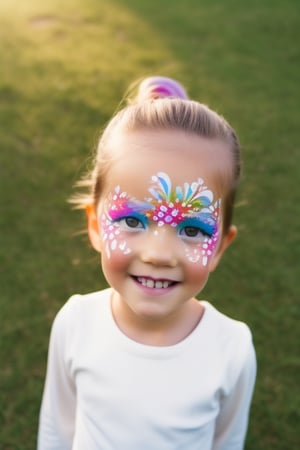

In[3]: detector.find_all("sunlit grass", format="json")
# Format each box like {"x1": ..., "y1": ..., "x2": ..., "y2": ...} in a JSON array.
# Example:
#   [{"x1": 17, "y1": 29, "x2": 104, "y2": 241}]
[{"x1": 0, "y1": 0, "x2": 299, "y2": 448}]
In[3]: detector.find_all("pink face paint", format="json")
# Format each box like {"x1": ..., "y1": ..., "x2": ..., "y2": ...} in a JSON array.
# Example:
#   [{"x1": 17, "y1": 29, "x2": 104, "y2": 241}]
[{"x1": 100, "y1": 172, "x2": 221, "y2": 266}]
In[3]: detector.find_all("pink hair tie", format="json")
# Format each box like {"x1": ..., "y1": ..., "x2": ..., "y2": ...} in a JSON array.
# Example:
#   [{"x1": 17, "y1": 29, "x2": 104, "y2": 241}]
[{"x1": 138, "y1": 76, "x2": 189, "y2": 101}]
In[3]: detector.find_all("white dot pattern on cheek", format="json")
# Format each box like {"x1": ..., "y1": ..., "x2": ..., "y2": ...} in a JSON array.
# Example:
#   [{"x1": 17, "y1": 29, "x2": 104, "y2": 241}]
[
  {"x1": 101, "y1": 214, "x2": 132, "y2": 258},
  {"x1": 185, "y1": 247, "x2": 202, "y2": 264},
  {"x1": 203, "y1": 232, "x2": 219, "y2": 265},
  {"x1": 184, "y1": 231, "x2": 219, "y2": 267}
]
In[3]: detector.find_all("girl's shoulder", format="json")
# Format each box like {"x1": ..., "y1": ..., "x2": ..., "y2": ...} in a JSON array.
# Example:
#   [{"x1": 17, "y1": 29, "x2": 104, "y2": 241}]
[
  {"x1": 69, "y1": 287, "x2": 111, "y2": 307},
  {"x1": 199, "y1": 301, "x2": 255, "y2": 369},
  {"x1": 52, "y1": 288, "x2": 112, "y2": 335},
  {"x1": 200, "y1": 300, "x2": 253, "y2": 343}
]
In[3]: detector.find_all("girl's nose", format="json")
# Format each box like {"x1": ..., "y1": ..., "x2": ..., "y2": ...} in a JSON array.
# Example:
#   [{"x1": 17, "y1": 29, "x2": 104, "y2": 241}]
[{"x1": 140, "y1": 227, "x2": 178, "y2": 267}]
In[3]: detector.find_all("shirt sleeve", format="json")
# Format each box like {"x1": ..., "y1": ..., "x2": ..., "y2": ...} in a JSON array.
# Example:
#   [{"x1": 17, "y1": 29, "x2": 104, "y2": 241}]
[
  {"x1": 212, "y1": 333, "x2": 257, "y2": 450},
  {"x1": 37, "y1": 300, "x2": 77, "y2": 450}
]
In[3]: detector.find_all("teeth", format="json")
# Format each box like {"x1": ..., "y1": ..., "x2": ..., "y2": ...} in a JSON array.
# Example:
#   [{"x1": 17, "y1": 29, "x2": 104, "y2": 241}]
[
  {"x1": 146, "y1": 279, "x2": 154, "y2": 288},
  {"x1": 137, "y1": 277, "x2": 173, "y2": 289}
]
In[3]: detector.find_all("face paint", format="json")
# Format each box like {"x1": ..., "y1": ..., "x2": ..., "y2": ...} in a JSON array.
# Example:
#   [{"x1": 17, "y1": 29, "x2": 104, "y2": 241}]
[
  {"x1": 184, "y1": 233, "x2": 219, "y2": 266},
  {"x1": 100, "y1": 203, "x2": 133, "y2": 259},
  {"x1": 100, "y1": 172, "x2": 220, "y2": 266}
]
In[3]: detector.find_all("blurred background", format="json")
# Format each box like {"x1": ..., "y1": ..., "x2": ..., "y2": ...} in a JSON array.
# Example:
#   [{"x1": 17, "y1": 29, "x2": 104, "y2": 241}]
[{"x1": 0, "y1": 0, "x2": 299, "y2": 448}]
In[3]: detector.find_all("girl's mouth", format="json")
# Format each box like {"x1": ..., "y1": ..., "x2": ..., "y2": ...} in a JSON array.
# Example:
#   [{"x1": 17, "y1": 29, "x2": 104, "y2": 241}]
[{"x1": 133, "y1": 276, "x2": 177, "y2": 289}]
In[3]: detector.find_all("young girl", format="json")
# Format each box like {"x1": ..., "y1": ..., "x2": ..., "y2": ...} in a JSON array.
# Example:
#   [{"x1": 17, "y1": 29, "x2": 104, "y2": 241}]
[{"x1": 38, "y1": 76, "x2": 256, "y2": 450}]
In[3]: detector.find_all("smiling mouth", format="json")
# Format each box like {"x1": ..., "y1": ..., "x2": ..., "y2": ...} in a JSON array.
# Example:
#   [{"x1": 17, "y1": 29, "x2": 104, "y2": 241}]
[{"x1": 133, "y1": 276, "x2": 177, "y2": 289}]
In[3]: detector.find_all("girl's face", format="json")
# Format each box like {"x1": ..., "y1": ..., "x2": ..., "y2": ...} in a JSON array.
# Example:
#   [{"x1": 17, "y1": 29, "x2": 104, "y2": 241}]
[{"x1": 89, "y1": 129, "x2": 235, "y2": 324}]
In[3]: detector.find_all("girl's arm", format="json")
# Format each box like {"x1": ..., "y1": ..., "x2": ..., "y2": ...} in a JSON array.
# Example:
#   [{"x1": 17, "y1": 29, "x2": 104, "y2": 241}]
[
  {"x1": 212, "y1": 338, "x2": 257, "y2": 450},
  {"x1": 37, "y1": 303, "x2": 76, "y2": 450}
]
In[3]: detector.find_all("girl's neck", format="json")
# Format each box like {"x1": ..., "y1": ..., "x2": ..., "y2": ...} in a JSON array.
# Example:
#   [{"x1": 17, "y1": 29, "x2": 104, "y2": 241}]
[{"x1": 110, "y1": 291, "x2": 204, "y2": 347}]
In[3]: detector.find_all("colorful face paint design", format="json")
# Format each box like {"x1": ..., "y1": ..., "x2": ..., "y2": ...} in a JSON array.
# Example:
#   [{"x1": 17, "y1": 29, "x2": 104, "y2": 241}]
[
  {"x1": 101, "y1": 205, "x2": 133, "y2": 259},
  {"x1": 184, "y1": 233, "x2": 219, "y2": 266},
  {"x1": 100, "y1": 172, "x2": 221, "y2": 266},
  {"x1": 147, "y1": 173, "x2": 219, "y2": 230}
]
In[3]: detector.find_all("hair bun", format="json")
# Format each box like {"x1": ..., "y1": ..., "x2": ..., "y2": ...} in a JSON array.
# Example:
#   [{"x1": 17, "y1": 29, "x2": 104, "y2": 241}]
[{"x1": 137, "y1": 76, "x2": 189, "y2": 102}]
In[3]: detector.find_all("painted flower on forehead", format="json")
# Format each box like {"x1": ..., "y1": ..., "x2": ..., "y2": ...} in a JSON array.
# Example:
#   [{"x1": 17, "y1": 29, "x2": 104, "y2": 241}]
[{"x1": 146, "y1": 172, "x2": 220, "y2": 231}]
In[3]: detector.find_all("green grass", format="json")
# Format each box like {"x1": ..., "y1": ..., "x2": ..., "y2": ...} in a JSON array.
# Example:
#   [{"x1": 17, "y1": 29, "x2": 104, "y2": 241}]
[{"x1": 0, "y1": 0, "x2": 299, "y2": 448}]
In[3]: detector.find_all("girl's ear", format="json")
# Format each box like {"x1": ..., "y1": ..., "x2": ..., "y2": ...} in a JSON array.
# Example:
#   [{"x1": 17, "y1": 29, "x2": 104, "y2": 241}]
[
  {"x1": 209, "y1": 225, "x2": 237, "y2": 273},
  {"x1": 86, "y1": 204, "x2": 102, "y2": 252}
]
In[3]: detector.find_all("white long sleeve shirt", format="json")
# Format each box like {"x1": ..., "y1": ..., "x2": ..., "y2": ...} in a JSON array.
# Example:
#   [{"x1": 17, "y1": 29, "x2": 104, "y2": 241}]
[{"x1": 38, "y1": 288, "x2": 256, "y2": 450}]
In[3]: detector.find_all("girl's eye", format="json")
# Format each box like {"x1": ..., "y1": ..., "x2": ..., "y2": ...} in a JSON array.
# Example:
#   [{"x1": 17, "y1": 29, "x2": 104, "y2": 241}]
[
  {"x1": 118, "y1": 216, "x2": 145, "y2": 230},
  {"x1": 182, "y1": 226, "x2": 202, "y2": 237},
  {"x1": 177, "y1": 217, "x2": 215, "y2": 241},
  {"x1": 180, "y1": 226, "x2": 206, "y2": 238}
]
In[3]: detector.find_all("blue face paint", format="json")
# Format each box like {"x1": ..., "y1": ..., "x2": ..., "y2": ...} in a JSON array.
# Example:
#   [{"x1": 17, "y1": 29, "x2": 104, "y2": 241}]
[{"x1": 177, "y1": 216, "x2": 217, "y2": 239}]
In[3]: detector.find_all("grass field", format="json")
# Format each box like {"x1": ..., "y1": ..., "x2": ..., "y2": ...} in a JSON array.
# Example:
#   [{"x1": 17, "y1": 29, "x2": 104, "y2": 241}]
[{"x1": 0, "y1": 0, "x2": 299, "y2": 448}]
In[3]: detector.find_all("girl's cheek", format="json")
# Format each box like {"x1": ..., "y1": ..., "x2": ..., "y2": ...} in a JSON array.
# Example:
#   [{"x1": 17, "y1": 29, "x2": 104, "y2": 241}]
[
  {"x1": 100, "y1": 214, "x2": 132, "y2": 259},
  {"x1": 183, "y1": 232, "x2": 220, "y2": 267}
]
